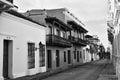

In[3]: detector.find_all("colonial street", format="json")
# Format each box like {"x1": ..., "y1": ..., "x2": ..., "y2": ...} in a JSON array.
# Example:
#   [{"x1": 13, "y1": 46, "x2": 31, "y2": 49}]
[
  {"x1": 0, "y1": 0, "x2": 119, "y2": 80},
  {"x1": 42, "y1": 59, "x2": 110, "y2": 80}
]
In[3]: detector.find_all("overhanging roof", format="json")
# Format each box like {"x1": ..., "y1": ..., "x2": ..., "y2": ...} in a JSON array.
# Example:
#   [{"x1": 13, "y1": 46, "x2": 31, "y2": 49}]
[
  {"x1": 6, "y1": 10, "x2": 46, "y2": 27},
  {"x1": 85, "y1": 35, "x2": 93, "y2": 38},
  {"x1": 45, "y1": 16, "x2": 72, "y2": 31},
  {"x1": 67, "y1": 20, "x2": 88, "y2": 33}
]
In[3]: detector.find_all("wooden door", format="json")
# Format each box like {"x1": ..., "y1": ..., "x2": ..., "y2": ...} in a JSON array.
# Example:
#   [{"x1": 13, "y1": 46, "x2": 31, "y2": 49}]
[
  {"x1": 56, "y1": 50, "x2": 60, "y2": 67},
  {"x1": 47, "y1": 50, "x2": 52, "y2": 68},
  {"x1": 3, "y1": 40, "x2": 9, "y2": 78},
  {"x1": 77, "y1": 51, "x2": 80, "y2": 62},
  {"x1": 68, "y1": 50, "x2": 71, "y2": 64}
]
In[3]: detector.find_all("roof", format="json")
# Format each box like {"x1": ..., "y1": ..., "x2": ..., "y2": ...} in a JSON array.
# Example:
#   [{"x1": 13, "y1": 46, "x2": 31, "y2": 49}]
[
  {"x1": 45, "y1": 16, "x2": 72, "y2": 31},
  {"x1": 5, "y1": 10, "x2": 46, "y2": 27},
  {"x1": 45, "y1": 8, "x2": 85, "y2": 26},
  {"x1": 85, "y1": 35, "x2": 100, "y2": 41},
  {"x1": 85, "y1": 35, "x2": 93, "y2": 38},
  {"x1": 67, "y1": 20, "x2": 88, "y2": 33},
  {"x1": 29, "y1": 8, "x2": 85, "y2": 27}
]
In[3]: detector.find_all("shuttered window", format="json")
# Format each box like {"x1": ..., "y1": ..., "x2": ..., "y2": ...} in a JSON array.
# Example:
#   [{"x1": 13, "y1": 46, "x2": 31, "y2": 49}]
[
  {"x1": 39, "y1": 42, "x2": 45, "y2": 67},
  {"x1": 28, "y1": 43, "x2": 35, "y2": 69}
]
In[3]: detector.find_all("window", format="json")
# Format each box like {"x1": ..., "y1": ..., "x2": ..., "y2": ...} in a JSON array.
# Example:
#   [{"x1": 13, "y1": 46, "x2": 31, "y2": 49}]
[
  {"x1": 80, "y1": 51, "x2": 82, "y2": 58},
  {"x1": 28, "y1": 43, "x2": 35, "y2": 69},
  {"x1": 79, "y1": 33, "x2": 81, "y2": 39},
  {"x1": 71, "y1": 30, "x2": 74, "y2": 36},
  {"x1": 67, "y1": 31, "x2": 70, "y2": 39},
  {"x1": 83, "y1": 34, "x2": 85, "y2": 40},
  {"x1": 77, "y1": 31, "x2": 79, "y2": 38},
  {"x1": 81, "y1": 33, "x2": 83, "y2": 39},
  {"x1": 64, "y1": 51, "x2": 66, "y2": 62},
  {"x1": 39, "y1": 42, "x2": 45, "y2": 67},
  {"x1": 56, "y1": 29, "x2": 60, "y2": 36},
  {"x1": 48, "y1": 26, "x2": 52, "y2": 34},
  {"x1": 63, "y1": 32, "x2": 66, "y2": 38},
  {"x1": 74, "y1": 51, "x2": 76, "y2": 59},
  {"x1": 75, "y1": 30, "x2": 77, "y2": 38},
  {"x1": 81, "y1": 34, "x2": 83, "y2": 38}
]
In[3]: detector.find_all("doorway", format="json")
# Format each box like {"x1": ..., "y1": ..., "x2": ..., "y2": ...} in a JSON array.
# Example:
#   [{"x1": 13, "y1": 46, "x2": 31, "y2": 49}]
[
  {"x1": 77, "y1": 51, "x2": 80, "y2": 62},
  {"x1": 3, "y1": 40, "x2": 13, "y2": 79},
  {"x1": 56, "y1": 50, "x2": 60, "y2": 67},
  {"x1": 47, "y1": 50, "x2": 52, "y2": 68},
  {"x1": 68, "y1": 50, "x2": 71, "y2": 64}
]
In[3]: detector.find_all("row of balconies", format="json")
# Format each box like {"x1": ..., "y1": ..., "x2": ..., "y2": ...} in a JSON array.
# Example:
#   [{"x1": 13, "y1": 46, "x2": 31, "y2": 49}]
[
  {"x1": 46, "y1": 34, "x2": 72, "y2": 47},
  {"x1": 68, "y1": 36, "x2": 88, "y2": 46},
  {"x1": 46, "y1": 34, "x2": 88, "y2": 48}
]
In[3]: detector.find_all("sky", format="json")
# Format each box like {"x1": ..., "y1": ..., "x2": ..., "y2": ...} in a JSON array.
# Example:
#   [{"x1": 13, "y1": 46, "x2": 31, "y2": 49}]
[{"x1": 14, "y1": 0, "x2": 108, "y2": 48}]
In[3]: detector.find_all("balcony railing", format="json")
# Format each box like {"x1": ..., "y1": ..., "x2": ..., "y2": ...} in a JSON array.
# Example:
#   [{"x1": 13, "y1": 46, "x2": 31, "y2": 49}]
[
  {"x1": 107, "y1": 20, "x2": 114, "y2": 28},
  {"x1": 68, "y1": 36, "x2": 88, "y2": 46},
  {"x1": 46, "y1": 34, "x2": 72, "y2": 48}
]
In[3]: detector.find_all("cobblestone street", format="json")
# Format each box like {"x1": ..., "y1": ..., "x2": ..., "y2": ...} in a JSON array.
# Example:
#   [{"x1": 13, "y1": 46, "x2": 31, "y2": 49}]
[{"x1": 41, "y1": 59, "x2": 115, "y2": 80}]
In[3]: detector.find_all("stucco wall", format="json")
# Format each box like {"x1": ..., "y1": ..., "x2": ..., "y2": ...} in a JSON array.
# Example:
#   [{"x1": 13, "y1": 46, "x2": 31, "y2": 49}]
[
  {"x1": 0, "y1": 12, "x2": 46, "y2": 79},
  {"x1": 46, "y1": 45, "x2": 84, "y2": 71},
  {"x1": 46, "y1": 9, "x2": 66, "y2": 23},
  {"x1": 46, "y1": 46, "x2": 70, "y2": 70}
]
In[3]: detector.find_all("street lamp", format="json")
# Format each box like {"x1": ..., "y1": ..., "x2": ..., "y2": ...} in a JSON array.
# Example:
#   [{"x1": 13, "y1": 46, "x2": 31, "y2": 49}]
[{"x1": 34, "y1": 42, "x2": 43, "y2": 51}]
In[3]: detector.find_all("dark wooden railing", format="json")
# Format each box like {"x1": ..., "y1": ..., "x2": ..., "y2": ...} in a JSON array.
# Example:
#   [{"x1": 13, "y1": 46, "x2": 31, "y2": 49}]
[
  {"x1": 46, "y1": 34, "x2": 72, "y2": 48},
  {"x1": 68, "y1": 36, "x2": 88, "y2": 46}
]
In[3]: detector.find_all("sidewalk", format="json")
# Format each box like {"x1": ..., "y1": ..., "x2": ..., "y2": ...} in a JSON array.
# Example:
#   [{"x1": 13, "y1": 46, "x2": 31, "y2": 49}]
[
  {"x1": 7, "y1": 60, "x2": 108, "y2": 80},
  {"x1": 97, "y1": 60, "x2": 118, "y2": 80},
  {"x1": 7, "y1": 68, "x2": 65, "y2": 80},
  {"x1": 7, "y1": 61, "x2": 93, "y2": 80}
]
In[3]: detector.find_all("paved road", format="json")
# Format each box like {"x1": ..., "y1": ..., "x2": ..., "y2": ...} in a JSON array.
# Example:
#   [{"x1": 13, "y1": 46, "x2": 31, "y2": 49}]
[{"x1": 42, "y1": 59, "x2": 108, "y2": 80}]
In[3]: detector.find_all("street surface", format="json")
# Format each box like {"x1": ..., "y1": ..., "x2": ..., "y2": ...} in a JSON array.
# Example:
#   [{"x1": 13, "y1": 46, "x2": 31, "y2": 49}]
[{"x1": 42, "y1": 59, "x2": 108, "y2": 80}]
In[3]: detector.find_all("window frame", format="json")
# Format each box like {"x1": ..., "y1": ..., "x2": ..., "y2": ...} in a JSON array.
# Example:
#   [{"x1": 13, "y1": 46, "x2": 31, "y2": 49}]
[
  {"x1": 39, "y1": 42, "x2": 45, "y2": 67},
  {"x1": 64, "y1": 51, "x2": 66, "y2": 62},
  {"x1": 28, "y1": 43, "x2": 35, "y2": 69}
]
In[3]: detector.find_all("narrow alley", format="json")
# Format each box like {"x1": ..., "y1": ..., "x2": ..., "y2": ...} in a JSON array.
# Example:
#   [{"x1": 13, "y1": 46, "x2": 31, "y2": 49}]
[{"x1": 41, "y1": 59, "x2": 114, "y2": 80}]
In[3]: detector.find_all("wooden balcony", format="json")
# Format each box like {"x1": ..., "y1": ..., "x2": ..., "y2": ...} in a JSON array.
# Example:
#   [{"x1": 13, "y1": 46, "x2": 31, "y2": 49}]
[
  {"x1": 107, "y1": 20, "x2": 114, "y2": 28},
  {"x1": 46, "y1": 34, "x2": 72, "y2": 48},
  {"x1": 69, "y1": 36, "x2": 88, "y2": 46}
]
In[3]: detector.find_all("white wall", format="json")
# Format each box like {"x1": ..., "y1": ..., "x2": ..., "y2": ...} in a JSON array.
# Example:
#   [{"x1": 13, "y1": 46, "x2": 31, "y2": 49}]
[
  {"x1": 46, "y1": 46, "x2": 70, "y2": 70},
  {"x1": 83, "y1": 49, "x2": 92, "y2": 63},
  {"x1": 46, "y1": 45, "x2": 84, "y2": 70},
  {"x1": 0, "y1": 12, "x2": 46, "y2": 79},
  {"x1": 70, "y1": 46, "x2": 84, "y2": 65}
]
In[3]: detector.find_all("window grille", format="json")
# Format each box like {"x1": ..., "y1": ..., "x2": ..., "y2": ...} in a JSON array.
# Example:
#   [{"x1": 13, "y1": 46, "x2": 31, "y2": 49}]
[
  {"x1": 39, "y1": 42, "x2": 45, "y2": 67},
  {"x1": 28, "y1": 43, "x2": 35, "y2": 69}
]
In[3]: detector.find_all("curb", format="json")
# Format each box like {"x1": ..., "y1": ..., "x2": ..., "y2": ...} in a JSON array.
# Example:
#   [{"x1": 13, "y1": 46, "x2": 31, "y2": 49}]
[{"x1": 7, "y1": 60, "x2": 104, "y2": 80}]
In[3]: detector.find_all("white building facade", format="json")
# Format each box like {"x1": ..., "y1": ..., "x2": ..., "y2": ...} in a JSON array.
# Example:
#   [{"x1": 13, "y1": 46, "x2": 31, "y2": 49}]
[
  {"x1": 0, "y1": 10, "x2": 46, "y2": 80},
  {"x1": 24, "y1": 8, "x2": 89, "y2": 71},
  {"x1": 107, "y1": 0, "x2": 120, "y2": 79}
]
